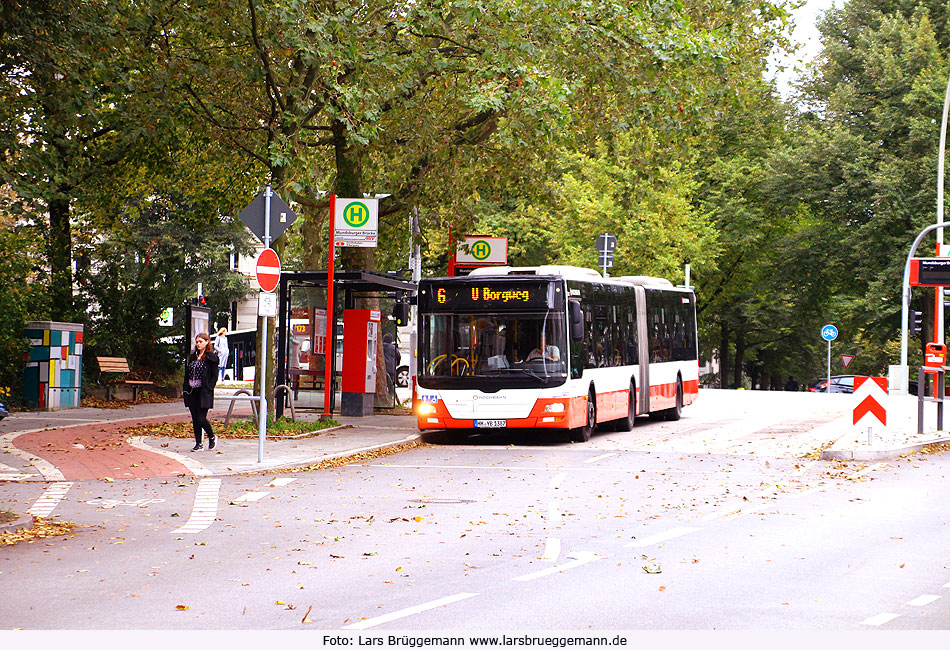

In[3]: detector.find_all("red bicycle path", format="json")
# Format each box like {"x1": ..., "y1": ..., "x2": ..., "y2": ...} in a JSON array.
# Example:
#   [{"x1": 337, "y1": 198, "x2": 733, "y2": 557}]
[{"x1": 12, "y1": 414, "x2": 199, "y2": 481}]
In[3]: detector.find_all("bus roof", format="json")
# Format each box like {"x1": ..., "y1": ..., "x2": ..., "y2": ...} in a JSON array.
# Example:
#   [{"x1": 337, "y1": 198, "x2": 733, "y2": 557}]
[{"x1": 463, "y1": 265, "x2": 678, "y2": 288}]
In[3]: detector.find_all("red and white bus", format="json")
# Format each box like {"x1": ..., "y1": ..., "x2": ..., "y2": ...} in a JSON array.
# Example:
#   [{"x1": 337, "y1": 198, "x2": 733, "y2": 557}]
[{"x1": 414, "y1": 265, "x2": 698, "y2": 440}]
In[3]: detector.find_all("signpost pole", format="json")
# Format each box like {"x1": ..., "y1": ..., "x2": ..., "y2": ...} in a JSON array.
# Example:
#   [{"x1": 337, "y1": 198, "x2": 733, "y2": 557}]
[
  {"x1": 258, "y1": 186, "x2": 273, "y2": 463},
  {"x1": 827, "y1": 339, "x2": 831, "y2": 393},
  {"x1": 321, "y1": 195, "x2": 336, "y2": 421}
]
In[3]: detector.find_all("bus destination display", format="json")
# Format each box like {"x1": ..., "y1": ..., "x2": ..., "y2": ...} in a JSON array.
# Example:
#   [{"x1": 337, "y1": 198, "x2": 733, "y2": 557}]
[{"x1": 420, "y1": 282, "x2": 554, "y2": 311}]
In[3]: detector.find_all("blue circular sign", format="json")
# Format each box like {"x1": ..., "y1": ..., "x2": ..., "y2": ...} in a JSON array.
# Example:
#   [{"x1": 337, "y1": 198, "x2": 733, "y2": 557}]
[{"x1": 821, "y1": 324, "x2": 838, "y2": 341}]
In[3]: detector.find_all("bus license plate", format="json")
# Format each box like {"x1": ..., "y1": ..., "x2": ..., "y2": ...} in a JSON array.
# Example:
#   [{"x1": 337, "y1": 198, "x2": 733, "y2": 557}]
[{"x1": 475, "y1": 420, "x2": 506, "y2": 428}]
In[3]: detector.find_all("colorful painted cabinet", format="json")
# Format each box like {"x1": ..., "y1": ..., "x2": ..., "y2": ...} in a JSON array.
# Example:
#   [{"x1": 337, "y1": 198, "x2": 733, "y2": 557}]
[{"x1": 23, "y1": 321, "x2": 84, "y2": 410}]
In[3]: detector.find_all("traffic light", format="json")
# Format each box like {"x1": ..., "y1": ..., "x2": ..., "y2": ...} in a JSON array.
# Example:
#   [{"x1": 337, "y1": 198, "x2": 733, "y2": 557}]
[
  {"x1": 910, "y1": 310, "x2": 923, "y2": 335},
  {"x1": 392, "y1": 301, "x2": 410, "y2": 326},
  {"x1": 190, "y1": 296, "x2": 207, "y2": 306}
]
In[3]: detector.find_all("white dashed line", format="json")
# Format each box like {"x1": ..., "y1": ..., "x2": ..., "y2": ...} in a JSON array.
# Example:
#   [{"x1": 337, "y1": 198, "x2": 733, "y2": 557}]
[
  {"x1": 906, "y1": 594, "x2": 940, "y2": 607},
  {"x1": 513, "y1": 551, "x2": 600, "y2": 582},
  {"x1": 540, "y1": 538, "x2": 561, "y2": 562},
  {"x1": 861, "y1": 613, "x2": 900, "y2": 626},
  {"x1": 548, "y1": 472, "x2": 568, "y2": 489},
  {"x1": 268, "y1": 478, "x2": 296, "y2": 487},
  {"x1": 342, "y1": 593, "x2": 478, "y2": 630},
  {"x1": 626, "y1": 527, "x2": 701, "y2": 548},
  {"x1": 233, "y1": 491, "x2": 268, "y2": 503},
  {"x1": 584, "y1": 453, "x2": 616, "y2": 464},
  {"x1": 547, "y1": 501, "x2": 562, "y2": 525},
  {"x1": 27, "y1": 482, "x2": 73, "y2": 517},
  {"x1": 172, "y1": 478, "x2": 221, "y2": 534}
]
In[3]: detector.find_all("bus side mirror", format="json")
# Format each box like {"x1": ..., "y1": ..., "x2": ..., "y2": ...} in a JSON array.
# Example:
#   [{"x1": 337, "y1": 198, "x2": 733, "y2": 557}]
[{"x1": 569, "y1": 300, "x2": 584, "y2": 341}]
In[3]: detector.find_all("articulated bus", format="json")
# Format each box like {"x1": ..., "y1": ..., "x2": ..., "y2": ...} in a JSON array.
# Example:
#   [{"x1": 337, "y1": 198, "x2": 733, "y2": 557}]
[{"x1": 414, "y1": 265, "x2": 698, "y2": 441}]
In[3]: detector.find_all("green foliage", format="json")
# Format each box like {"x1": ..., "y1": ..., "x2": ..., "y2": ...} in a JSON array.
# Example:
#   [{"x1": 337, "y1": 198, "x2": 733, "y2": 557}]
[
  {"x1": 74, "y1": 192, "x2": 254, "y2": 379},
  {"x1": 0, "y1": 218, "x2": 47, "y2": 403}
]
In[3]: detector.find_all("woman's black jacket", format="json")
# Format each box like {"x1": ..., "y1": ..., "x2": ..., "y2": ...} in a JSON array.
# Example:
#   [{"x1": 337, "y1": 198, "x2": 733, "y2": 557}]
[{"x1": 182, "y1": 351, "x2": 219, "y2": 409}]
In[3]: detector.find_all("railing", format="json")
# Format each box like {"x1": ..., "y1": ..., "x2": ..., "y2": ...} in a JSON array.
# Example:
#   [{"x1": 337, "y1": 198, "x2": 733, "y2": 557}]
[
  {"x1": 917, "y1": 366, "x2": 948, "y2": 434},
  {"x1": 220, "y1": 385, "x2": 296, "y2": 428}
]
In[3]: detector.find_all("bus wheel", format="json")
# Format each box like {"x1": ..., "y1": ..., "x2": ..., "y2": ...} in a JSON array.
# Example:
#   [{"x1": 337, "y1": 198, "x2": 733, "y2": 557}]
[
  {"x1": 615, "y1": 381, "x2": 636, "y2": 432},
  {"x1": 665, "y1": 379, "x2": 683, "y2": 421},
  {"x1": 571, "y1": 389, "x2": 596, "y2": 442}
]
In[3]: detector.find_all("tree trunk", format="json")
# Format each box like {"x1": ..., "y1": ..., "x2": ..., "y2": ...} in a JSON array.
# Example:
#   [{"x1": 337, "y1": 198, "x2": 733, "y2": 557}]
[
  {"x1": 719, "y1": 322, "x2": 729, "y2": 390},
  {"x1": 732, "y1": 332, "x2": 746, "y2": 389},
  {"x1": 330, "y1": 122, "x2": 390, "y2": 408},
  {"x1": 48, "y1": 195, "x2": 73, "y2": 320}
]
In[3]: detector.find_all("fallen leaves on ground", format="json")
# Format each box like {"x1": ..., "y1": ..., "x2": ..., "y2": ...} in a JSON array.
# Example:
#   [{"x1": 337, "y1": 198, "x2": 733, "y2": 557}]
[{"x1": 0, "y1": 517, "x2": 77, "y2": 546}]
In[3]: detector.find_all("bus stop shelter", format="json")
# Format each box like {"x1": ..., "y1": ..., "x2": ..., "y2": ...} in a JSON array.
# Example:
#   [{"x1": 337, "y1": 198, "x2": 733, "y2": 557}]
[{"x1": 275, "y1": 270, "x2": 416, "y2": 417}]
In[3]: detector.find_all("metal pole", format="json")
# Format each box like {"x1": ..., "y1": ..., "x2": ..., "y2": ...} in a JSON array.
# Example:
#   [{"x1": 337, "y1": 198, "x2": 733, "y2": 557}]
[
  {"x1": 827, "y1": 339, "x2": 831, "y2": 393},
  {"x1": 321, "y1": 195, "x2": 336, "y2": 421},
  {"x1": 258, "y1": 185, "x2": 272, "y2": 463},
  {"x1": 901, "y1": 223, "x2": 948, "y2": 393},
  {"x1": 937, "y1": 71, "x2": 950, "y2": 344}
]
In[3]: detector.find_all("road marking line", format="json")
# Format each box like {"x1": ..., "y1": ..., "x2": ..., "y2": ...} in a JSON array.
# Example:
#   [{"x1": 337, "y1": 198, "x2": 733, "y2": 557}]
[
  {"x1": 172, "y1": 478, "x2": 221, "y2": 534},
  {"x1": 342, "y1": 593, "x2": 478, "y2": 630},
  {"x1": 233, "y1": 491, "x2": 268, "y2": 503},
  {"x1": 848, "y1": 463, "x2": 886, "y2": 480},
  {"x1": 702, "y1": 508, "x2": 741, "y2": 522},
  {"x1": 861, "y1": 613, "x2": 900, "y2": 626},
  {"x1": 548, "y1": 472, "x2": 568, "y2": 489},
  {"x1": 547, "y1": 501, "x2": 562, "y2": 525},
  {"x1": 906, "y1": 595, "x2": 940, "y2": 607},
  {"x1": 127, "y1": 436, "x2": 212, "y2": 476},
  {"x1": 27, "y1": 482, "x2": 73, "y2": 517},
  {"x1": 267, "y1": 478, "x2": 296, "y2": 487},
  {"x1": 0, "y1": 432, "x2": 65, "y2": 481},
  {"x1": 626, "y1": 527, "x2": 701, "y2": 548},
  {"x1": 584, "y1": 453, "x2": 616, "y2": 464},
  {"x1": 513, "y1": 552, "x2": 600, "y2": 582},
  {"x1": 789, "y1": 487, "x2": 824, "y2": 499},
  {"x1": 540, "y1": 538, "x2": 561, "y2": 562}
]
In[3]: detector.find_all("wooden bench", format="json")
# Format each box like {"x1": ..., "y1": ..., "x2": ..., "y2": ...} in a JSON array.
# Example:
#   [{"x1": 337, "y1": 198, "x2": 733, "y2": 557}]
[{"x1": 96, "y1": 357, "x2": 154, "y2": 401}]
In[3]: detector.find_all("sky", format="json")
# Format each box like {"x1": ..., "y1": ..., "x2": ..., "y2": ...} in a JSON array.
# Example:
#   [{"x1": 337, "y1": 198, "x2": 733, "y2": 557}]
[{"x1": 770, "y1": 0, "x2": 839, "y2": 98}]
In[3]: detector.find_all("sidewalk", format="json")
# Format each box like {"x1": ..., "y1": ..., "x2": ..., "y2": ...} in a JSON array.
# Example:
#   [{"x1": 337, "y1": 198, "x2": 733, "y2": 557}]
[{"x1": 0, "y1": 395, "x2": 421, "y2": 483}]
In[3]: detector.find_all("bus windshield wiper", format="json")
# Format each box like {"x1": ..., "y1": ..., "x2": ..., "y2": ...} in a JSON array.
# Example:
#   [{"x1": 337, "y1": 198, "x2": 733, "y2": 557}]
[{"x1": 501, "y1": 367, "x2": 546, "y2": 381}]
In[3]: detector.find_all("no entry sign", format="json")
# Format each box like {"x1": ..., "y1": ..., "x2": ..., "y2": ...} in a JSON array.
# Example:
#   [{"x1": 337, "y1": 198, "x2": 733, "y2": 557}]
[{"x1": 255, "y1": 248, "x2": 281, "y2": 293}]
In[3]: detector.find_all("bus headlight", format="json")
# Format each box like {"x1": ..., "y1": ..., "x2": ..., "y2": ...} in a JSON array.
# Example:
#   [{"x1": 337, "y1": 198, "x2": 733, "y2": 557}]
[
  {"x1": 543, "y1": 402, "x2": 566, "y2": 413},
  {"x1": 417, "y1": 403, "x2": 437, "y2": 415}
]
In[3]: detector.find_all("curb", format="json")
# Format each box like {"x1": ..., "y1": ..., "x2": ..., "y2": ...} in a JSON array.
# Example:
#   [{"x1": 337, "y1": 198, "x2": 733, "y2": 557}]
[
  {"x1": 0, "y1": 514, "x2": 33, "y2": 534},
  {"x1": 820, "y1": 435, "x2": 950, "y2": 461},
  {"x1": 200, "y1": 433, "x2": 423, "y2": 477}
]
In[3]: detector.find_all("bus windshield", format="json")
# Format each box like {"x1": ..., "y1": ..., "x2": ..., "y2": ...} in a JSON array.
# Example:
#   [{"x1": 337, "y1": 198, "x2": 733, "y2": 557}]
[{"x1": 420, "y1": 311, "x2": 567, "y2": 387}]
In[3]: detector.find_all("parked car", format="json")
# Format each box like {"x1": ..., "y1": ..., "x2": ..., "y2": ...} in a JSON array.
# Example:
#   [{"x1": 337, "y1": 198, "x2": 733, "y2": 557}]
[
  {"x1": 808, "y1": 375, "x2": 856, "y2": 393},
  {"x1": 0, "y1": 401, "x2": 8, "y2": 421}
]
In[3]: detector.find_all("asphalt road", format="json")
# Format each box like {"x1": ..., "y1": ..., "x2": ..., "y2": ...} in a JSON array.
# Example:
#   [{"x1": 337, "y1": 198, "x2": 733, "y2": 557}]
[{"x1": 1, "y1": 393, "x2": 948, "y2": 632}]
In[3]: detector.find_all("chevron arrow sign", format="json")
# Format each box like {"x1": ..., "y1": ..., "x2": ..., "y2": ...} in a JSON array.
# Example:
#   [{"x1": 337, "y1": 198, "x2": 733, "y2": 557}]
[{"x1": 853, "y1": 376, "x2": 887, "y2": 427}]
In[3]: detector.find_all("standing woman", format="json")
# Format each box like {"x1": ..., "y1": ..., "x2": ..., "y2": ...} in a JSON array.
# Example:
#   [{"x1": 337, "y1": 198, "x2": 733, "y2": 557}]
[
  {"x1": 183, "y1": 332, "x2": 219, "y2": 451},
  {"x1": 214, "y1": 327, "x2": 229, "y2": 381}
]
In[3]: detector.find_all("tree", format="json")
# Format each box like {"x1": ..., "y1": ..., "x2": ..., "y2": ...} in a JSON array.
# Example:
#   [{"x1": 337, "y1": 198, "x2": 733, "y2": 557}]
[
  {"x1": 780, "y1": 0, "x2": 950, "y2": 374},
  {"x1": 0, "y1": 0, "x2": 168, "y2": 320}
]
